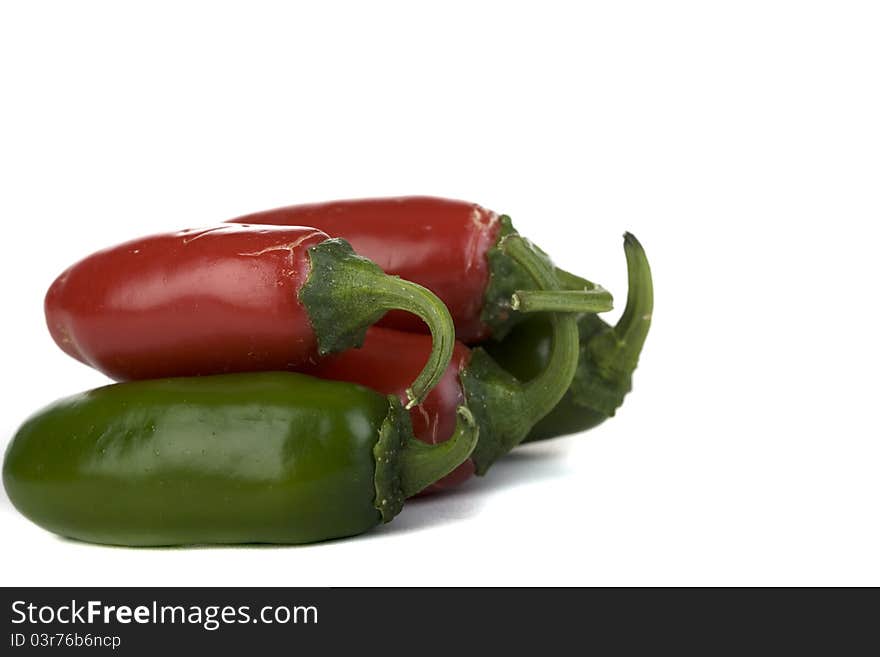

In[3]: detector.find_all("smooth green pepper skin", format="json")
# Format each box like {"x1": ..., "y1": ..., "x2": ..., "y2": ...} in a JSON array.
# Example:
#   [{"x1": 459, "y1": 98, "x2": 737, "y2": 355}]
[{"x1": 4, "y1": 373, "x2": 393, "y2": 546}]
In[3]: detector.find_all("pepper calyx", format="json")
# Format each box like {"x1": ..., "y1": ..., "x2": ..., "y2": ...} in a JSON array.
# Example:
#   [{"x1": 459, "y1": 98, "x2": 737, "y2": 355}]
[
  {"x1": 482, "y1": 217, "x2": 614, "y2": 338},
  {"x1": 299, "y1": 238, "x2": 456, "y2": 406},
  {"x1": 373, "y1": 395, "x2": 409, "y2": 523},
  {"x1": 374, "y1": 396, "x2": 479, "y2": 520},
  {"x1": 481, "y1": 216, "x2": 541, "y2": 339}
]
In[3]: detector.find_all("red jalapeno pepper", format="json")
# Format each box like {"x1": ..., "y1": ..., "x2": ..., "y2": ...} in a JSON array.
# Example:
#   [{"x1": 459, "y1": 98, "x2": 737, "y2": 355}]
[
  {"x1": 44, "y1": 224, "x2": 458, "y2": 406},
  {"x1": 310, "y1": 234, "x2": 596, "y2": 489},
  {"x1": 229, "y1": 196, "x2": 609, "y2": 342}
]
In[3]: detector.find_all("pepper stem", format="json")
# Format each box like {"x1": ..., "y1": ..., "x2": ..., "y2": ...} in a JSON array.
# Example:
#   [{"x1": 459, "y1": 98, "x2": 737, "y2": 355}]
[
  {"x1": 512, "y1": 288, "x2": 613, "y2": 314},
  {"x1": 588, "y1": 232, "x2": 654, "y2": 379},
  {"x1": 374, "y1": 398, "x2": 478, "y2": 521},
  {"x1": 399, "y1": 406, "x2": 479, "y2": 497},
  {"x1": 500, "y1": 236, "x2": 581, "y2": 429},
  {"x1": 299, "y1": 238, "x2": 455, "y2": 407},
  {"x1": 462, "y1": 235, "x2": 582, "y2": 474}
]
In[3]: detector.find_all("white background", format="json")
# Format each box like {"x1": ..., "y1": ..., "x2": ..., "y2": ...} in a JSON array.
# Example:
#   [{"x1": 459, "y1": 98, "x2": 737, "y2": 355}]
[{"x1": 1, "y1": 1, "x2": 878, "y2": 586}]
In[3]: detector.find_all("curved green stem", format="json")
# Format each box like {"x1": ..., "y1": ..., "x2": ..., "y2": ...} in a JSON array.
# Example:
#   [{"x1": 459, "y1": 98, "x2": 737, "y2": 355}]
[
  {"x1": 368, "y1": 276, "x2": 455, "y2": 409},
  {"x1": 299, "y1": 238, "x2": 455, "y2": 407},
  {"x1": 616, "y1": 233, "x2": 654, "y2": 346},
  {"x1": 374, "y1": 398, "x2": 477, "y2": 521},
  {"x1": 399, "y1": 406, "x2": 478, "y2": 497},
  {"x1": 512, "y1": 288, "x2": 613, "y2": 314},
  {"x1": 589, "y1": 232, "x2": 654, "y2": 378},
  {"x1": 499, "y1": 236, "x2": 580, "y2": 429},
  {"x1": 462, "y1": 235, "x2": 583, "y2": 474}
]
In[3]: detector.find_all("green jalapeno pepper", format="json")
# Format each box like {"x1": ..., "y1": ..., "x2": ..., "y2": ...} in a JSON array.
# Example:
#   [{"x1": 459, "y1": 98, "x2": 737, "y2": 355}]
[
  {"x1": 485, "y1": 233, "x2": 653, "y2": 442},
  {"x1": 2, "y1": 372, "x2": 477, "y2": 546}
]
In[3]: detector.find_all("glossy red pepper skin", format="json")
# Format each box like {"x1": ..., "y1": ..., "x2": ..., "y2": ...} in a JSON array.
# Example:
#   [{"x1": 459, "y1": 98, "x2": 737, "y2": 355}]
[
  {"x1": 231, "y1": 197, "x2": 501, "y2": 342},
  {"x1": 308, "y1": 327, "x2": 476, "y2": 491},
  {"x1": 46, "y1": 225, "x2": 327, "y2": 381}
]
